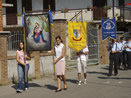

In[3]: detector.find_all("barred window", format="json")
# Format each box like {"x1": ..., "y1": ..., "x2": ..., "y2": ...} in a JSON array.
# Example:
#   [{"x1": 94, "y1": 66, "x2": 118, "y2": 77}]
[
  {"x1": 5, "y1": 27, "x2": 24, "y2": 51},
  {"x1": 8, "y1": 31, "x2": 24, "y2": 51}
]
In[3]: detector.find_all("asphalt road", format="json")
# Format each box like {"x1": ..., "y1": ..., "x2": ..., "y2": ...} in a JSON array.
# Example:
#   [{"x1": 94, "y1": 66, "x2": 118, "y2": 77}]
[{"x1": 0, "y1": 64, "x2": 131, "y2": 98}]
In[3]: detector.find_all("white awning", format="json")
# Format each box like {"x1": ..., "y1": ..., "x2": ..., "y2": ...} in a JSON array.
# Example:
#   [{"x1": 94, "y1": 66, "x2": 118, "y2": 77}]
[{"x1": 2, "y1": 3, "x2": 13, "y2": 7}]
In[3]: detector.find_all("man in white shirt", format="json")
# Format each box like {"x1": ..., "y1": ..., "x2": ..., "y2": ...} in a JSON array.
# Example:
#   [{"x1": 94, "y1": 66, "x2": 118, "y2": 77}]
[
  {"x1": 108, "y1": 39, "x2": 120, "y2": 76},
  {"x1": 117, "y1": 39, "x2": 123, "y2": 69},
  {"x1": 76, "y1": 46, "x2": 89, "y2": 85},
  {"x1": 120, "y1": 37, "x2": 127, "y2": 70},
  {"x1": 125, "y1": 37, "x2": 131, "y2": 69}
]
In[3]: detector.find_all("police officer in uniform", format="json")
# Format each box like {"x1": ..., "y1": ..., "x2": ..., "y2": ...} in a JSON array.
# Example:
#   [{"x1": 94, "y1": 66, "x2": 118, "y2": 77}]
[
  {"x1": 125, "y1": 37, "x2": 131, "y2": 69},
  {"x1": 108, "y1": 39, "x2": 120, "y2": 76},
  {"x1": 117, "y1": 39, "x2": 123, "y2": 69},
  {"x1": 120, "y1": 37, "x2": 127, "y2": 70}
]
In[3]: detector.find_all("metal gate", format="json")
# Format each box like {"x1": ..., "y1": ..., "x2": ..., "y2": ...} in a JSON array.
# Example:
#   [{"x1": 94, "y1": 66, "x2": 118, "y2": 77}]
[
  {"x1": 5, "y1": 27, "x2": 24, "y2": 51},
  {"x1": 87, "y1": 23, "x2": 99, "y2": 65}
]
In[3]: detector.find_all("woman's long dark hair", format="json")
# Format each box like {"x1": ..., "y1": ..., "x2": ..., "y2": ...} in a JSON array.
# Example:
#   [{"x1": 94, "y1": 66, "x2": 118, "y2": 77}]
[
  {"x1": 19, "y1": 41, "x2": 24, "y2": 50},
  {"x1": 55, "y1": 35, "x2": 63, "y2": 43}
]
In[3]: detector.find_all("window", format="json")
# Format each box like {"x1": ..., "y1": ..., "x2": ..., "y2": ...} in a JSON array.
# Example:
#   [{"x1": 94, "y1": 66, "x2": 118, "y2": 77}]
[
  {"x1": 22, "y1": 0, "x2": 32, "y2": 11},
  {"x1": 43, "y1": 0, "x2": 55, "y2": 11},
  {"x1": 6, "y1": 0, "x2": 17, "y2": 14},
  {"x1": 6, "y1": 0, "x2": 17, "y2": 25},
  {"x1": 93, "y1": 0, "x2": 107, "y2": 7},
  {"x1": 119, "y1": 0, "x2": 125, "y2": 6}
]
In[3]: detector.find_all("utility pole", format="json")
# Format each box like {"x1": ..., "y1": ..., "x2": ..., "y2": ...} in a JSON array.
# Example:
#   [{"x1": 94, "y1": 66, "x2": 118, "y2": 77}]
[
  {"x1": 112, "y1": 0, "x2": 115, "y2": 17},
  {"x1": 123, "y1": 0, "x2": 125, "y2": 22},
  {"x1": 120, "y1": 0, "x2": 125, "y2": 22}
]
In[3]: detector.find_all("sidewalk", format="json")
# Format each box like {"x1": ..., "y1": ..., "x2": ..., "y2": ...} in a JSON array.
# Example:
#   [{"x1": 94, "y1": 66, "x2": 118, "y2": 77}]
[{"x1": 0, "y1": 64, "x2": 131, "y2": 98}]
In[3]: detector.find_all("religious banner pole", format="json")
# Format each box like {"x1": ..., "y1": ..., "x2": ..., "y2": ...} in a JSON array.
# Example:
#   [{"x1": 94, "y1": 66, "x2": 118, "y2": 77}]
[
  {"x1": 23, "y1": 7, "x2": 27, "y2": 82},
  {"x1": 81, "y1": 9, "x2": 83, "y2": 22},
  {"x1": 48, "y1": 5, "x2": 56, "y2": 80}
]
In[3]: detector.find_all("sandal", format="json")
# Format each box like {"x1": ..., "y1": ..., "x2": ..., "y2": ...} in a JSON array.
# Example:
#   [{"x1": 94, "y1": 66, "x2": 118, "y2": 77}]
[
  {"x1": 56, "y1": 89, "x2": 62, "y2": 92},
  {"x1": 63, "y1": 88, "x2": 67, "y2": 90}
]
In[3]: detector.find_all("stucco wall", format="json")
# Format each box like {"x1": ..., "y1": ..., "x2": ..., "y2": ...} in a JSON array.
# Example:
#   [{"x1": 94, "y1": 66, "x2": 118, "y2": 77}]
[
  {"x1": 40, "y1": 56, "x2": 53, "y2": 75},
  {"x1": 107, "y1": 0, "x2": 119, "y2": 6},
  {"x1": 55, "y1": 0, "x2": 92, "y2": 10},
  {"x1": 32, "y1": 0, "x2": 43, "y2": 10},
  {"x1": 17, "y1": 0, "x2": 22, "y2": 13}
]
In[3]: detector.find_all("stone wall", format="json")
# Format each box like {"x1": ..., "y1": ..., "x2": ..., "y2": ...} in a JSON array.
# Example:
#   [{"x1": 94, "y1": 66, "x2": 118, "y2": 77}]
[
  {"x1": 0, "y1": 33, "x2": 9, "y2": 85},
  {"x1": 99, "y1": 28, "x2": 109, "y2": 64}
]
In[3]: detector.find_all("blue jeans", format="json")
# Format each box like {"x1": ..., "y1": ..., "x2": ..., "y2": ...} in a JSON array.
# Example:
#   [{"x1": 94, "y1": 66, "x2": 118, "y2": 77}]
[{"x1": 17, "y1": 64, "x2": 29, "y2": 90}]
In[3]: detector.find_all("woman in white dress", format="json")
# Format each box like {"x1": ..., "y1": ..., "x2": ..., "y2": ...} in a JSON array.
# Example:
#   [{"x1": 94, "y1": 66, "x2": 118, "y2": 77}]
[{"x1": 53, "y1": 36, "x2": 67, "y2": 92}]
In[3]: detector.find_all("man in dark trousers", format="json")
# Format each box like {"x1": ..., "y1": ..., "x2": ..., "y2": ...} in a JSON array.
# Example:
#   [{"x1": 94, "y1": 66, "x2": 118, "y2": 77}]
[
  {"x1": 125, "y1": 37, "x2": 131, "y2": 69},
  {"x1": 108, "y1": 39, "x2": 120, "y2": 76},
  {"x1": 116, "y1": 38, "x2": 122, "y2": 69},
  {"x1": 120, "y1": 37, "x2": 127, "y2": 70}
]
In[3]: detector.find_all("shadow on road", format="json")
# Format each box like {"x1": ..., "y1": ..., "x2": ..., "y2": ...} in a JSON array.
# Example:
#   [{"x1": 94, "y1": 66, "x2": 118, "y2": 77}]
[
  {"x1": 98, "y1": 76, "x2": 131, "y2": 80},
  {"x1": 87, "y1": 81, "x2": 131, "y2": 88},
  {"x1": 66, "y1": 79, "x2": 78, "y2": 84},
  {"x1": 101, "y1": 66, "x2": 109, "y2": 70},
  {"x1": 12, "y1": 83, "x2": 43, "y2": 90},
  {"x1": 87, "y1": 71, "x2": 108, "y2": 76},
  {"x1": 44, "y1": 84, "x2": 57, "y2": 90}
]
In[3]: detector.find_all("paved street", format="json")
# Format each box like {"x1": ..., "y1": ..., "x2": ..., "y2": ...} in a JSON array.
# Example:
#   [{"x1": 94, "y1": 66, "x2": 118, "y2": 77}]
[{"x1": 0, "y1": 64, "x2": 131, "y2": 98}]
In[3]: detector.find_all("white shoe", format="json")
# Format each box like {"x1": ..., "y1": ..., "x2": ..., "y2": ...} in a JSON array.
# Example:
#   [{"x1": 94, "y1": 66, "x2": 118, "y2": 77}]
[
  {"x1": 25, "y1": 88, "x2": 29, "y2": 91},
  {"x1": 84, "y1": 79, "x2": 87, "y2": 84},
  {"x1": 78, "y1": 81, "x2": 81, "y2": 85},
  {"x1": 16, "y1": 89, "x2": 23, "y2": 93}
]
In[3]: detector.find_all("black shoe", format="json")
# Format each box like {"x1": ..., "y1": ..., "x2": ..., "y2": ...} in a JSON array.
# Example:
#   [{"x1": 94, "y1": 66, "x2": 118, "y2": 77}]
[
  {"x1": 107, "y1": 74, "x2": 112, "y2": 76},
  {"x1": 56, "y1": 89, "x2": 62, "y2": 92},
  {"x1": 63, "y1": 88, "x2": 68, "y2": 90}
]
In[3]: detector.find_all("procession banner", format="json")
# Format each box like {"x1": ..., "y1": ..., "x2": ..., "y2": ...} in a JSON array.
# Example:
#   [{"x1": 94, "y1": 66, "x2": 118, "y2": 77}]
[
  {"x1": 24, "y1": 13, "x2": 51, "y2": 51},
  {"x1": 101, "y1": 17, "x2": 117, "y2": 40},
  {"x1": 68, "y1": 21, "x2": 87, "y2": 52}
]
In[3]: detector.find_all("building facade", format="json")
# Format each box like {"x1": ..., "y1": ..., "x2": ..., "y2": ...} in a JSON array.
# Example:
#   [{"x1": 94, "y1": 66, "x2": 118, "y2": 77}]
[{"x1": 2, "y1": 0, "x2": 131, "y2": 28}]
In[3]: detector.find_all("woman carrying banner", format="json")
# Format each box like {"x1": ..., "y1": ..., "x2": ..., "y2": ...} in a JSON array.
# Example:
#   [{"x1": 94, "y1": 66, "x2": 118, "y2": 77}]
[
  {"x1": 53, "y1": 36, "x2": 67, "y2": 92},
  {"x1": 16, "y1": 41, "x2": 31, "y2": 93}
]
